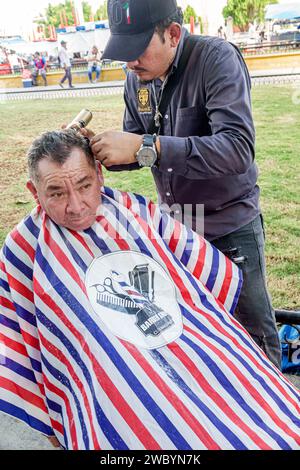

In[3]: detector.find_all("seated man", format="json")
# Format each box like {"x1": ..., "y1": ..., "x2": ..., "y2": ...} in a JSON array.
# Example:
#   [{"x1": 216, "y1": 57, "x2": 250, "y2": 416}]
[{"x1": 0, "y1": 130, "x2": 299, "y2": 450}]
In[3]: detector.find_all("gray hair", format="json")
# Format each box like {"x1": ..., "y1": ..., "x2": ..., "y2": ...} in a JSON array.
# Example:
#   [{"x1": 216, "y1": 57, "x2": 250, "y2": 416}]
[{"x1": 27, "y1": 129, "x2": 95, "y2": 182}]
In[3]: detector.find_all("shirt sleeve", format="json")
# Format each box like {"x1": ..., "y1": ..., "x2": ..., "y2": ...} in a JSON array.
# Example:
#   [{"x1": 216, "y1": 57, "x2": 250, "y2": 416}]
[
  {"x1": 158, "y1": 41, "x2": 256, "y2": 179},
  {"x1": 146, "y1": 200, "x2": 243, "y2": 315},
  {"x1": 0, "y1": 238, "x2": 54, "y2": 437}
]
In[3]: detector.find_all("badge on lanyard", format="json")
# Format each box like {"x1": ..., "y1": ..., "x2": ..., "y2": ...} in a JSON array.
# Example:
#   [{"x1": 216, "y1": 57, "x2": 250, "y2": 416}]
[{"x1": 137, "y1": 87, "x2": 152, "y2": 113}]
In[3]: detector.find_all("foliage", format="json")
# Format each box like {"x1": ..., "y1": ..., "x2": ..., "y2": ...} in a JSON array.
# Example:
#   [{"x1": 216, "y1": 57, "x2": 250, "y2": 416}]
[
  {"x1": 35, "y1": 1, "x2": 94, "y2": 36},
  {"x1": 95, "y1": 0, "x2": 108, "y2": 20},
  {"x1": 183, "y1": 5, "x2": 198, "y2": 24},
  {"x1": 223, "y1": 0, "x2": 278, "y2": 31}
]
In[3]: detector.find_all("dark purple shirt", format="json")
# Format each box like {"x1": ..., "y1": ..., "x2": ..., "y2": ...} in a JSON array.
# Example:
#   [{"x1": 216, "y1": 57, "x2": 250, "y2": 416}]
[{"x1": 121, "y1": 29, "x2": 260, "y2": 241}]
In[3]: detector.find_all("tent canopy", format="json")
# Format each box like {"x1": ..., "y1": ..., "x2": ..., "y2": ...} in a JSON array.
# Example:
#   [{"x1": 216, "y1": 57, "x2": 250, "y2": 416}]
[{"x1": 265, "y1": 2, "x2": 300, "y2": 20}]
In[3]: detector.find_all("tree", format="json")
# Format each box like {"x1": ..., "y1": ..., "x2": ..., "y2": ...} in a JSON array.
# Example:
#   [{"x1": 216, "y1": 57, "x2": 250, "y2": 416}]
[
  {"x1": 35, "y1": 1, "x2": 93, "y2": 36},
  {"x1": 183, "y1": 5, "x2": 197, "y2": 25},
  {"x1": 223, "y1": 0, "x2": 278, "y2": 31},
  {"x1": 95, "y1": 1, "x2": 108, "y2": 20}
]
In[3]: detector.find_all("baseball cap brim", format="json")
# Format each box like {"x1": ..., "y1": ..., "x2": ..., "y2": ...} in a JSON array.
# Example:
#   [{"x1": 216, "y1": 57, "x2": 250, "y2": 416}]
[{"x1": 102, "y1": 26, "x2": 155, "y2": 62}]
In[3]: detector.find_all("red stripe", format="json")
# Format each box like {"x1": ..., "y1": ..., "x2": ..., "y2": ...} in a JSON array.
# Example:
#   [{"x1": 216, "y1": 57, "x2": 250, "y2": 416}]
[
  {"x1": 168, "y1": 341, "x2": 272, "y2": 449},
  {"x1": 184, "y1": 324, "x2": 300, "y2": 444},
  {"x1": 192, "y1": 240, "x2": 207, "y2": 279},
  {"x1": 39, "y1": 332, "x2": 101, "y2": 449},
  {"x1": 68, "y1": 230, "x2": 94, "y2": 257},
  {"x1": 168, "y1": 219, "x2": 181, "y2": 253},
  {"x1": 43, "y1": 220, "x2": 86, "y2": 294},
  {"x1": 98, "y1": 215, "x2": 130, "y2": 250},
  {"x1": 121, "y1": 192, "x2": 132, "y2": 210},
  {"x1": 0, "y1": 376, "x2": 48, "y2": 414},
  {"x1": 0, "y1": 295, "x2": 15, "y2": 312},
  {"x1": 43, "y1": 374, "x2": 78, "y2": 449},
  {"x1": 50, "y1": 418, "x2": 64, "y2": 435},
  {"x1": 5, "y1": 273, "x2": 34, "y2": 303},
  {"x1": 21, "y1": 329, "x2": 40, "y2": 350},
  {"x1": 121, "y1": 340, "x2": 220, "y2": 449},
  {"x1": 217, "y1": 254, "x2": 233, "y2": 305},
  {"x1": 11, "y1": 228, "x2": 35, "y2": 263},
  {"x1": 0, "y1": 331, "x2": 28, "y2": 357},
  {"x1": 34, "y1": 278, "x2": 161, "y2": 450}
]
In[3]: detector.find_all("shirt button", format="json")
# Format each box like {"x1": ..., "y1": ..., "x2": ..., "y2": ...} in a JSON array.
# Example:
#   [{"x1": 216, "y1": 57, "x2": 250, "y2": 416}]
[
  {"x1": 167, "y1": 168, "x2": 173, "y2": 172},
  {"x1": 166, "y1": 192, "x2": 171, "y2": 196},
  {"x1": 165, "y1": 114, "x2": 169, "y2": 119}
]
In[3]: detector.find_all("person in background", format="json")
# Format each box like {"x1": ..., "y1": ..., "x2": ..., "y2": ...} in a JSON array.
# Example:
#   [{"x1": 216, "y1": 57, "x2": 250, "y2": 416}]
[
  {"x1": 58, "y1": 40, "x2": 74, "y2": 89},
  {"x1": 32, "y1": 52, "x2": 47, "y2": 86},
  {"x1": 86, "y1": 45, "x2": 102, "y2": 83}
]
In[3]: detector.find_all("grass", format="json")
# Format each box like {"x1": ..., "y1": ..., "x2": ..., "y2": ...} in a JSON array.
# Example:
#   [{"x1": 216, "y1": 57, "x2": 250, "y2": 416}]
[{"x1": 0, "y1": 85, "x2": 299, "y2": 308}]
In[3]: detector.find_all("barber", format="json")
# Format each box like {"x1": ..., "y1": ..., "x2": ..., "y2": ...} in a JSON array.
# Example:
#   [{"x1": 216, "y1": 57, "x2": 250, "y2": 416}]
[{"x1": 88, "y1": 0, "x2": 281, "y2": 368}]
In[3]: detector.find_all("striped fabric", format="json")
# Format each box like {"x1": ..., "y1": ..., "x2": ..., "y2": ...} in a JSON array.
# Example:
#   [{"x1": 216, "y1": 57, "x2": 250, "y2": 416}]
[{"x1": 0, "y1": 187, "x2": 299, "y2": 450}]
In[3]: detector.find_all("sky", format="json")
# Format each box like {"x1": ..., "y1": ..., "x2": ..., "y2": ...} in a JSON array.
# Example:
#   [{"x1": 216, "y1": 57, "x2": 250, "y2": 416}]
[{"x1": 0, "y1": 0, "x2": 296, "y2": 36}]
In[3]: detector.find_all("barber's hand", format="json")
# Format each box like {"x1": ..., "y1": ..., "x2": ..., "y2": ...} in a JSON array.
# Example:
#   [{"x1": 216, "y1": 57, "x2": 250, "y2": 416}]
[{"x1": 90, "y1": 131, "x2": 142, "y2": 167}]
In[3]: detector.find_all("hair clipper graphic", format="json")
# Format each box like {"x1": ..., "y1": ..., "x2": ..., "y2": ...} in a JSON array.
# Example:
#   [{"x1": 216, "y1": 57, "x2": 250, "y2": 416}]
[{"x1": 92, "y1": 264, "x2": 174, "y2": 337}]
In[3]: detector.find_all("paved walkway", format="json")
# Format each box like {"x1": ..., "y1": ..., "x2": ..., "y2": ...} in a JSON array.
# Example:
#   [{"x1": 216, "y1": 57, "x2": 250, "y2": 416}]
[{"x1": 0, "y1": 81, "x2": 125, "y2": 101}]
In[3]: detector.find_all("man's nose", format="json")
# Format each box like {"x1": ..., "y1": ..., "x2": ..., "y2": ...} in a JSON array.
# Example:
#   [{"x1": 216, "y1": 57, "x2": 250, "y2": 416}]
[
  {"x1": 127, "y1": 59, "x2": 139, "y2": 69},
  {"x1": 66, "y1": 190, "x2": 82, "y2": 214}
]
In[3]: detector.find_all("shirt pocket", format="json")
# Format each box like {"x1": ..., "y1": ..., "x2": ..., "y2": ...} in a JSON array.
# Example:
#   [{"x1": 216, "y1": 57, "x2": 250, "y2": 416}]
[{"x1": 175, "y1": 106, "x2": 208, "y2": 137}]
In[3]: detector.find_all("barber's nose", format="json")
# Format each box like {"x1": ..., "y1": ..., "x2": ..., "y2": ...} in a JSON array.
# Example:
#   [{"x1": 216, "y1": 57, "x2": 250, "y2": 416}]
[
  {"x1": 127, "y1": 59, "x2": 139, "y2": 69},
  {"x1": 66, "y1": 191, "x2": 82, "y2": 214}
]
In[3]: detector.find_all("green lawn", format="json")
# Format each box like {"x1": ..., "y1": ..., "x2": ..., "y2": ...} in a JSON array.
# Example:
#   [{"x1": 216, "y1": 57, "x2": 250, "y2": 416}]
[{"x1": 0, "y1": 85, "x2": 299, "y2": 308}]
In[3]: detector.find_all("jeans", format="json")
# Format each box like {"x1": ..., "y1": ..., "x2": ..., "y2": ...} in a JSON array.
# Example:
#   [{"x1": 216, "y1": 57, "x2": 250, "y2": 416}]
[
  {"x1": 212, "y1": 214, "x2": 281, "y2": 369},
  {"x1": 88, "y1": 65, "x2": 101, "y2": 81},
  {"x1": 60, "y1": 66, "x2": 72, "y2": 87}
]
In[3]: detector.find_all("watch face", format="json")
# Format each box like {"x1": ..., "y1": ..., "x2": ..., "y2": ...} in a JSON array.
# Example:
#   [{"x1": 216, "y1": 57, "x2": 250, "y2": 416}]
[{"x1": 137, "y1": 146, "x2": 157, "y2": 167}]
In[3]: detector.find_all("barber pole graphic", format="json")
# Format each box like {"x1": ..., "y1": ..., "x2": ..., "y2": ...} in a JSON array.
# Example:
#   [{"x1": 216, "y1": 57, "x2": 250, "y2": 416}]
[{"x1": 123, "y1": 2, "x2": 131, "y2": 24}]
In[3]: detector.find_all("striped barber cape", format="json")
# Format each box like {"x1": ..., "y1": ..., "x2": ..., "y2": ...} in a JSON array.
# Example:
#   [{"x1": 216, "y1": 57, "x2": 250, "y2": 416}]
[{"x1": 0, "y1": 187, "x2": 299, "y2": 450}]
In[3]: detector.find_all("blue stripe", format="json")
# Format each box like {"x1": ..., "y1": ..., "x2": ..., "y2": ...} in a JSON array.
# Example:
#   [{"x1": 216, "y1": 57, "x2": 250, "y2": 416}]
[
  {"x1": 205, "y1": 245, "x2": 219, "y2": 292},
  {"x1": 0, "y1": 354, "x2": 38, "y2": 384},
  {"x1": 180, "y1": 230, "x2": 193, "y2": 267},
  {"x1": 0, "y1": 399, "x2": 53, "y2": 435},
  {"x1": 0, "y1": 276, "x2": 10, "y2": 293},
  {"x1": 84, "y1": 226, "x2": 111, "y2": 254},
  {"x1": 180, "y1": 302, "x2": 300, "y2": 430},
  {"x1": 36, "y1": 305, "x2": 128, "y2": 450},
  {"x1": 180, "y1": 329, "x2": 292, "y2": 449},
  {"x1": 0, "y1": 312, "x2": 21, "y2": 334},
  {"x1": 46, "y1": 397, "x2": 62, "y2": 414},
  {"x1": 101, "y1": 195, "x2": 153, "y2": 256},
  {"x1": 41, "y1": 353, "x2": 90, "y2": 450},
  {"x1": 24, "y1": 214, "x2": 40, "y2": 239},
  {"x1": 35, "y1": 245, "x2": 191, "y2": 450},
  {"x1": 12, "y1": 301, "x2": 37, "y2": 327},
  {"x1": 133, "y1": 193, "x2": 148, "y2": 221},
  {"x1": 55, "y1": 225, "x2": 88, "y2": 272},
  {"x1": 150, "y1": 349, "x2": 248, "y2": 450},
  {"x1": 3, "y1": 246, "x2": 33, "y2": 281}
]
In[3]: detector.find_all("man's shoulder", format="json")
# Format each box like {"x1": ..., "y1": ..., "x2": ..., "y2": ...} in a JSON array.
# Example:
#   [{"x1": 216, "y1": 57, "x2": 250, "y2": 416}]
[{"x1": 3, "y1": 206, "x2": 42, "y2": 251}]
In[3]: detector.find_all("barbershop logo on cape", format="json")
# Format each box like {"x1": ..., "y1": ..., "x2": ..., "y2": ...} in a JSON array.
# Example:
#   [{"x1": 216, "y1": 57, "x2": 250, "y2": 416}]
[{"x1": 86, "y1": 251, "x2": 183, "y2": 349}]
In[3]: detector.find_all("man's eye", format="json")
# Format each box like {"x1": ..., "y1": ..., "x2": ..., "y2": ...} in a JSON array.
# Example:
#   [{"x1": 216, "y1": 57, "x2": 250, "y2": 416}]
[
  {"x1": 81, "y1": 184, "x2": 91, "y2": 190},
  {"x1": 52, "y1": 192, "x2": 63, "y2": 198}
]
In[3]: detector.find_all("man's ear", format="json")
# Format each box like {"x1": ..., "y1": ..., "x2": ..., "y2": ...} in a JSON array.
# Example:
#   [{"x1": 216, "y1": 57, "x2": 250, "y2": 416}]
[
  {"x1": 168, "y1": 23, "x2": 182, "y2": 48},
  {"x1": 96, "y1": 160, "x2": 104, "y2": 186},
  {"x1": 26, "y1": 180, "x2": 40, "y2": 204}
]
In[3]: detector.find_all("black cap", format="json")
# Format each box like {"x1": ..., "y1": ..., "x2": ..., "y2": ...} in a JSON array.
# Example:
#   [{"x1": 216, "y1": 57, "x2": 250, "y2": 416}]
[{"x1": 102, "y1": 0, "x2": 177, "y2": 62}]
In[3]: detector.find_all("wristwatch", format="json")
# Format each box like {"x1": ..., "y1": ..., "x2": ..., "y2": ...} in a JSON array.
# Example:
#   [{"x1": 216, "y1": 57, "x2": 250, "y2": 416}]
[{"x1": 136, "y1": 134, "x2": 158, "y2": 167}]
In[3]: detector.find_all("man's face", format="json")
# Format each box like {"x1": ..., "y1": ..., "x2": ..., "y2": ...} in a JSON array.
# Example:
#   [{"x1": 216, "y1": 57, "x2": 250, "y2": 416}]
[
  {"x1": 27, "y1": 148, "x2": 102, "y2": 231},
  {"x1": 126, "y1": 26, "x2": 180, "y2": 82}
]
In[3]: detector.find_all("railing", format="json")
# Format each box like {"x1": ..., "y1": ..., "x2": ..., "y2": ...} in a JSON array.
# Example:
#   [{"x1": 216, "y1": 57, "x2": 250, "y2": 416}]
[
  {"x1": 0, "y1": 59, "x2": 124, "y2": 77},
  {"x1": 239, "y1": 40, "x2": 300, "y2": 56}
]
